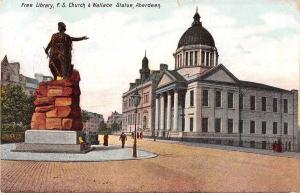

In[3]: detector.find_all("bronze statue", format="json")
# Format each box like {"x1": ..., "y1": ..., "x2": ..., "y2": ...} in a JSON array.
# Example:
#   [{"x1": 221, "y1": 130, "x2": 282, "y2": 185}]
[{"x1": 45, "y1": 22, "x2": 88, "y2": 80}]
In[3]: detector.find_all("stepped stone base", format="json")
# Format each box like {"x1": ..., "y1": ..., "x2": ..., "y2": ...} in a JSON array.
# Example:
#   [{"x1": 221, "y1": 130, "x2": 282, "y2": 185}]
[{"x1": 13, "y1": 130, "x2": 92, "y2": 153}]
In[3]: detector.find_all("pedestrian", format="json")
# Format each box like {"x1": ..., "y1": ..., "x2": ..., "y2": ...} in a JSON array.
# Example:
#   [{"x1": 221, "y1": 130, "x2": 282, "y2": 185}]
[
  {"x1": 288, "y1": 141, "x2": 291, "y2": 151},
  {"x1": 119, "y1": 132, "x2": 127, "y2": 148},
  {"x1": 140, "y1": 132, "x2": 143, "y2": 139},
  {"x1": 137, "y1": 132, "x2": 140, "y2": 139},
  {"x1": 131, "y1": 132, "x2": 134, "y2": 139},
  {"x1": 277, "y1": 138, "x2": 282, "y2": 153}
]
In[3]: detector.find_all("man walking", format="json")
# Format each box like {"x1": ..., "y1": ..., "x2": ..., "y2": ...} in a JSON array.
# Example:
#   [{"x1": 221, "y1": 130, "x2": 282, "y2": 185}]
[{"x1": 119, "y1": 132, "x2": 127, "y2": 148}]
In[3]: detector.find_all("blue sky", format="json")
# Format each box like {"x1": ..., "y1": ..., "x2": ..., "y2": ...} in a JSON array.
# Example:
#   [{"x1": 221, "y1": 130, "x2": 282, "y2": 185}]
[{"x1": 0, "y1": 0, "x2": 299, "y2": 119}]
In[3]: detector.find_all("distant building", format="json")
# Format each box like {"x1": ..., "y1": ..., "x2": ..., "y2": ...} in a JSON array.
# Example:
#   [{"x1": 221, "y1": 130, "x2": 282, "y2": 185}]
[
  {"x1": 107, "y1": 111, "x2": 122, "y2": 130},
  {"x1": 1, "y1": 55, "x2": 44, "y2": 95},
  {"x1": 83, "y1": 111, "x2": 104, "y2": 133},
  {"x1": 34, "y1": 73, "x2": 52, "y2": 83}
]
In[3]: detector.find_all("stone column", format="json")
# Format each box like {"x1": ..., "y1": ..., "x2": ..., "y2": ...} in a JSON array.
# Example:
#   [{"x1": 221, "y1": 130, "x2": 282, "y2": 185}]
[
  {"x1": 159, "y1": 94, "x2": 165, "y2": 130},
  {"x1": 155, "y1": 95, "x2": 159, "y2": 131},
  {"x1": 208, "y1": 52, "x2": 211, "y2": 66},
  {"x1": 173, "y1": 90, "x2": 179, "y2": 131},
  {"x1": 166, "y1": 92, "x2": 172, "y2": 130},
  {"x1": 198, "y1": 49, "x2": 202, "y2": 66},
  {"x1": 204, "y1": 51, "x2": 207, "y2": 66},
  {"x1": 213, "y1": 50, "x2": 217, "y2": 66}
]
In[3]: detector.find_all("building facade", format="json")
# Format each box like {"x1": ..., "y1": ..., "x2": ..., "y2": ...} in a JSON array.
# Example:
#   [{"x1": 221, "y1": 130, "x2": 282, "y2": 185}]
[
  {"x1": 107, "y1": 111, "x2": 122, "y2": 130},
  {"x1": 122, "y1": 53, "x2": 166, "y2": 133},
  {"x1": 83, "y1": 111, "x2": 104, "y2": 133},
  {"x1": 1, "y1": 55, "x2": 44, "y2": 95},
  {"x1": 153, "y1": 10, "x2": 298, "y2": 150}
]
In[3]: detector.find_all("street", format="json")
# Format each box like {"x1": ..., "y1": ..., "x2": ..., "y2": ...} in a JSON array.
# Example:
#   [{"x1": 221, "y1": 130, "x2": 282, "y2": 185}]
[{"x1": 1, "y1": 135, "x2": 299, "y2": 192}]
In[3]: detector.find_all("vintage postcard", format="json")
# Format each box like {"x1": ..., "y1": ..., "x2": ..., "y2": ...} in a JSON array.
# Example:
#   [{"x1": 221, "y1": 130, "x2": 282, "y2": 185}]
[{"x1": 0, "y1": 0, "x2": 299, "y2": 192}]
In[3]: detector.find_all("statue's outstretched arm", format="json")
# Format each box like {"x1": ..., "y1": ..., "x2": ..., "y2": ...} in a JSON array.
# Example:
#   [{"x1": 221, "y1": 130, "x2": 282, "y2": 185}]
[{"x1": 71, "y1": 36, "x2": 89, "y2": 41}]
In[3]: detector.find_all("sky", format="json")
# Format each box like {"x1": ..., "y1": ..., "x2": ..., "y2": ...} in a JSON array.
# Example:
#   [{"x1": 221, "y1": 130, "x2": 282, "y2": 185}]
[{"x1": 0, "y1": 0, "x2": 299, "y2": 120}]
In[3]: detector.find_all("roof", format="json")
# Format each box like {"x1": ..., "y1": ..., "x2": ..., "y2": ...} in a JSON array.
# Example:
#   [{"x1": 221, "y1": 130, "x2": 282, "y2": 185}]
[
  {"x1": 168, "y1": 70, "x2": 186, "y2": 82},
  {"x1": 239, "y1": 80, "x2": 290, "y2": 92},
  {"x1": 177, "y1": 11, "x2": 215, "y2": 48}
]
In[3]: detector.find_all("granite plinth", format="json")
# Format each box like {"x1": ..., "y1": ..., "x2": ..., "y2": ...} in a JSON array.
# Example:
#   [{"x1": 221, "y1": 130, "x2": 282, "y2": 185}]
[
  {"x1": 25, "y1": 130, "x2": 81, "y2": 144},
  {"x1": 13, "y1": 130, "x2": 90, "y2": 153},
  {"x1": 12, "y1": 143, "x2": 93, "y2": 153}
]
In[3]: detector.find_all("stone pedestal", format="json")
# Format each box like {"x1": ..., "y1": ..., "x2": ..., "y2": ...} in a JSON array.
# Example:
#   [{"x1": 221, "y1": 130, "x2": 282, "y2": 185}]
[
  {"x1": 13, "y1": 130, "x2": 93, "y2": 153},
  {"x1": 13, "y1": 70, "x2": 92, "y2": 153},
  {"x1": 31, "y1": 69, "x2": 83, "y2": 131}
]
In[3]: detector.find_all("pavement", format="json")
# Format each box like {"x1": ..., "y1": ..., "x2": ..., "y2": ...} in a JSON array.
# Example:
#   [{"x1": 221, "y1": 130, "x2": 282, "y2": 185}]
[
  {"x1": 147, "y1": 138, "x2": 300, "y2": 159},
  {"x1": 1, "y1": 135, "x2": 299, "y2": 192},
  {"x1": 1, "y1": 143, "x2": 157, "y2": 162}
]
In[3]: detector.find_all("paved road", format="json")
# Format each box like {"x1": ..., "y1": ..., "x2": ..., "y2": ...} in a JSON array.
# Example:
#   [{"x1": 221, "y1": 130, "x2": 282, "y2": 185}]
[{"x1": 1, "y1": 135, "x2": 299, "y2": 192}]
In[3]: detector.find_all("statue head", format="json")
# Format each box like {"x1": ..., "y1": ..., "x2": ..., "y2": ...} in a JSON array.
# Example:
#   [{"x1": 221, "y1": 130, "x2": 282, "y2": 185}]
[{"x1": 58, "y1": 22, "x2": 66, "y2": 32}]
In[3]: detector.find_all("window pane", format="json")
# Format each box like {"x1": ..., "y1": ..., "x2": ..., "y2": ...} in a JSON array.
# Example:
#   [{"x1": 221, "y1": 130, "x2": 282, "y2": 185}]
[
  {"x1": 273, "y1": 122, "x2": 277, "y2": 134},
  {"x1": 250, "y1": 121, "x2": 255, "y2": 134},
  {"x1": 228, "y1": 119, "x2": 233, "y2": 133},
  {"x1": 262, "y1": 121, "x2": 266, "y2": 134},
  {"x1": 194, "y1": 51, "x2": 198, "y2": 65},
  {"x1": 250, "y1": 96, "x2": 255, "y2": 110},
  {"x1": 202, "y1": 118, "x2": 208, "y2": 132},
  {"x1": 190, "y1": 118, "x2": 193, "y2": 132},
  {"x1": 262, "y1": 97, "x2": 266, "y2": 111},
  {"x1": 215, "y1": 118, "x2": 221, "y2": 133},
  {"x1": 202, "y1": 90, "x2": 208, "y2": 106},
  {"x1": 190, "y1": 90, "x2": 194, "y2": 107},
  {"x1": 228, "y1": 92, "x2": 233, "y2": 108},
  {"x1": 215, "y1": 91, "x2": 221, "y2": 107},
  {"x1": 284, "y1": 99, "x2": 288, "y2": 113},
  {"x1": 273, "y1": 98, "x2": 277, "y2": 112},
  {"x1": 284, "y1": 122, "x2": 288, "y2": 134}
]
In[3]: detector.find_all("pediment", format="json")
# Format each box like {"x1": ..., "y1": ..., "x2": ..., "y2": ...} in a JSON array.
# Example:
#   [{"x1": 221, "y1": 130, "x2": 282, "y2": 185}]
[
  {"x1": 157, "y1": 73, "x2": 174, "y2": 88},
  {"x1": 202, "y1": 65, "x2": 239, "y2": 83}
]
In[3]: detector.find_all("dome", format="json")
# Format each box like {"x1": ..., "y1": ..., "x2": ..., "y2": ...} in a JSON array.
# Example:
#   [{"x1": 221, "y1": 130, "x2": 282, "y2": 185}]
[{"x1": 177, "y1": 10, "x2": 215, "y2": 49}]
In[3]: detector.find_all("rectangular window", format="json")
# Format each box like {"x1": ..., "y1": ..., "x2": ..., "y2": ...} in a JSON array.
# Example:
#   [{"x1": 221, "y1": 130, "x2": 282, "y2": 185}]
[
  {"x1": 190, "y1": 118, "x2": 194, "y2": 132},
  {"x1": 228, "y1": 119, "x2": 233, "y2": 133},
  {"x1": 262, "y1": 121, "x2": 266, "y2": 134},
  {"x1": 284, "y1": 122, "x2": 288, "y2": 134},
  {"x1": 273, "y1": 122, "x2": 277, "y2": 134},
  {"x1": 190, "y1": 90, "x2": 194, "y2": 107},
  {"x1": 228, "y1": 92, "x2": 234, "y2": 109},
  {"x1": 273, "y1": 98, "x2": 277, "y2": 112},
  {"x1": 201, "y1": 51, "x2": 205, "y2": 65},
  {"x1": 250, "y1": 121, "x2": 255, "y2": 134},
  {"x1": 250, "y1": 96, "x2": 255, "y2": 110},
  {"x1": 261, "y1": 97, "x2": 266, "y2": 111},
  {"x1": 239, "y1": 94, "x2": 243, "y2": 109},
  {"x1": 239, "y1": 120, "x2": 243, "y2": 133},
  {"x1": 185, "y1": 52, "x2": 188, "y2": 66},
  {"x1": 202, "y1": 118, "x2": 208, "y2": 132},
  {"x1": 190, "y1": 51, "x2": 193, "y2": 66},
  {"x1": 215, "y1": 90, "x2": 221, "y2": 107},
  {"x1": 194, "y1": 51, "x2": 198, "y2": 65},
  {"x1": 283, "y1": 99, "x2": 288, "y2": 113},
  {"x1": 215, "y1": 118, "x2": 221, "y2": 133},
  {"x1": 202, "y1": 90, "x2": 208, "y2": 106}
]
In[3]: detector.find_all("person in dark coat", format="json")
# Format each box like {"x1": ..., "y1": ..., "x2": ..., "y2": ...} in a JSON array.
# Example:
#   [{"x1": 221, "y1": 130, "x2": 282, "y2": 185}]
[
  {"x1": 119, "y1": 132, "x2": 127, "y2": 148},
  {"x1": 140, "y1": 132, "x2": 144, "y2": 139},
  {"x1": 137, "y1": 132, "x2": 140, "y2": 139}
]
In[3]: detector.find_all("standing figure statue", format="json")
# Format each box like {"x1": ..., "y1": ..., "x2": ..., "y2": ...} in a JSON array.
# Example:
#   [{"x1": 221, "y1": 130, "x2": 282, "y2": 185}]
[{"x1": 45, "y1": 22, "x2": 88, "y2": 80}]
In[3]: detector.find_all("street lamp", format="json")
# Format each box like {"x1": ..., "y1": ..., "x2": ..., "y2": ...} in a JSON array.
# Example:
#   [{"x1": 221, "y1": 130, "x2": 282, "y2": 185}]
[{"x1": 131, "y1": 89, "x2": 141, "y2": 157}]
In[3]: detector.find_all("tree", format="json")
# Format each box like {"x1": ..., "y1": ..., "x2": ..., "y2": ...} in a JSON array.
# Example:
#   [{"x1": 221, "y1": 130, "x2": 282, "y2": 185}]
[
  {"x1": 111, "y1": 122, "x2": 121, "y2": 131},
  {"x1": 1, "y1": 85, "x2": 35, "y2": 130},
  {"x1": 81, "y1": 110, "x2": 90, "y2": 123}
]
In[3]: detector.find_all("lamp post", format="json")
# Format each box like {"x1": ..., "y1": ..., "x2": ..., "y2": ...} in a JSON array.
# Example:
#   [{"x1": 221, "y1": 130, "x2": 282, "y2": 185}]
[{"x1": 131, "y1": 89, "x2": 141, "y2": 158}]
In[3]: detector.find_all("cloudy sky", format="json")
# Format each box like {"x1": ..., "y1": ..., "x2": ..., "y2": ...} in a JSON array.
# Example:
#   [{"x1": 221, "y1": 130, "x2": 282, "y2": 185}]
[{"x1": 0, "y1": 0, "x2": 299, "y2": 120}]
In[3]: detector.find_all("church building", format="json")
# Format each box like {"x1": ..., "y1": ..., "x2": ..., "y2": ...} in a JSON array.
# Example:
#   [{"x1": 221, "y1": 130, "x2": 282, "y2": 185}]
[{"x1": 123, "y1": 10, "x2": 298, "y2": 150}]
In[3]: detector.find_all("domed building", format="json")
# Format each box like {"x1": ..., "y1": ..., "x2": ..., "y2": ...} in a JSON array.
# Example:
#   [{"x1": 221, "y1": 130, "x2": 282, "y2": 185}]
[
  {"x1": 153, "y1": 9, "x2": 298, "y2": 150},
  {"x1": 122, "y1": 9, "x2": 298, "y2": 150}
]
